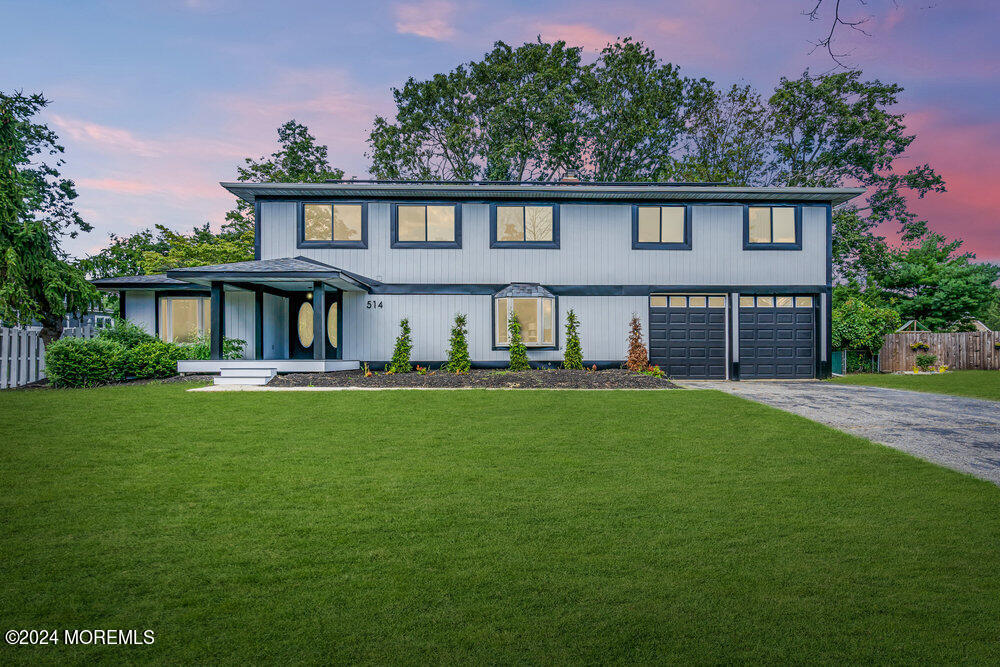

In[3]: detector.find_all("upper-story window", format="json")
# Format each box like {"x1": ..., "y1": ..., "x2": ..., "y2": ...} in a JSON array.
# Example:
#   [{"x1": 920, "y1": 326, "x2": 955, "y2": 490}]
[
  {"x1": 490, "y1": 204, "x2": 560, "y2": 249},
  {"x1": 744, "y1": 205, "x2": 801, "y2": 250},
  {"x1": 391, "y1": 204, "x2": 462, "y2": 248},
  {"x1": 632, "y1": 205, "x2": 691, "y2": 250},
  {"x1": 299, "y1": 202, "x2": 367, "y2": 248}
]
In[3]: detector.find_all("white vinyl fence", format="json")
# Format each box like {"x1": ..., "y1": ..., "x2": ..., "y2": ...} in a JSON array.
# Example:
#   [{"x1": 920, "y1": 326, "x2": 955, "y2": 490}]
[{"x1": 1, "y1": 325, "x2": 96, "y2": 389}]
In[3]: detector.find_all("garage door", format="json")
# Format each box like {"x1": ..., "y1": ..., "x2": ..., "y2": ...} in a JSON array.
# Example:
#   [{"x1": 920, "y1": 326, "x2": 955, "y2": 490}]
[
  {"x1": 649, "y1": 295, "x2": 727, "y2": 379},
  {"x1": 739, "y1": 296, "x2": 816, "y2": 379}
]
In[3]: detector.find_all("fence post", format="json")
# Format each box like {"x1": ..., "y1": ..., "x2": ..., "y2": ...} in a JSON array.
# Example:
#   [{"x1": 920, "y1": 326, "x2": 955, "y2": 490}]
[{"x1": 1, "y1": 328, "x2": 8, "y2": 389}]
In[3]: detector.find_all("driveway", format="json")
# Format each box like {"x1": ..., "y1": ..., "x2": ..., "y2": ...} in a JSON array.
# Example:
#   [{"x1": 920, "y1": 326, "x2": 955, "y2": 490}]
[{"x1": 682, "y1": 381, "x2": 1000, "y2": 485}]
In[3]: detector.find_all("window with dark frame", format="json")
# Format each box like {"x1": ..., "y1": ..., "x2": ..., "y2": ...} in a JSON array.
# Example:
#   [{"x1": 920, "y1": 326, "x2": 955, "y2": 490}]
[
  {"x1": 490, "y1": 204, "x2": 559, "y2": 248},
  {"x1": 391, "y1": 204, "x2": 460, "y2": 247},
  {"x1": 746, "y1": 206, "x2": 798, "y2": 246},
  {"x1": 300, "y1": 202, "x2": 366, "y2": 248}
]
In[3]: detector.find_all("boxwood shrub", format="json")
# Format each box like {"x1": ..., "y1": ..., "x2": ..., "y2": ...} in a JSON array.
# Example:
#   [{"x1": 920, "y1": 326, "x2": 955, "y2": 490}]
[
  {"x1": 45, "y1": 337, "x2": 128, "y2": 388},
  {"x1": 125, "y1": 340, "x2": 191, "y2": 379},
  {"x1": 97, "y1": 317, "x2": 155, "y2": 349}
]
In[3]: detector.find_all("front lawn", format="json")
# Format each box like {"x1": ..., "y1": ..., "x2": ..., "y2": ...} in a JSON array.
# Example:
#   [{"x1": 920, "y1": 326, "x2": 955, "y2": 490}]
[
  {"x1": 829, "y1": 369, "x2": 1000, "y2": 401},
  {"x1": 2, "y1": 384, "x2": 999, "y2": 663}
]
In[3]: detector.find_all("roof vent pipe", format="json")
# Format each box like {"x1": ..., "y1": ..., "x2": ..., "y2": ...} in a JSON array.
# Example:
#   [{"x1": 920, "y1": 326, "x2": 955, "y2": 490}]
[{"x1": 560, "y1": 169, "x2": 581, "y2": 183}]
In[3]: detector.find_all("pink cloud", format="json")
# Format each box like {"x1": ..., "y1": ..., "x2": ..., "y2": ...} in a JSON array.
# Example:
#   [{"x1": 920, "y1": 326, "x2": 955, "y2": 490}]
[
  {"x1": 533, "y1": 22, "x2": 617, "y2": 52},
  {"x1": 50, "y1": 115, "x2": 164, "y2": 158},
  {"x1": 394, "y1": 1, "x2": 458, "y2": 41}
]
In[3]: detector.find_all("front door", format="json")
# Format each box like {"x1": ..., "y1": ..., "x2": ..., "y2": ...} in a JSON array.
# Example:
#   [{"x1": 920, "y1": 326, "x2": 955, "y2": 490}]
[{"x1": 289, "y1": 291, "x2": 341, "y2": 359}]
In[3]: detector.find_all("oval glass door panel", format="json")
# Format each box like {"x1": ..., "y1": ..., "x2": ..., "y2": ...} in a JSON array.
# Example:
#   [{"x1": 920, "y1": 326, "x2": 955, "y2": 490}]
[
  {"x1": 297, "y1": 302, "x2": 314, "y2": 348},
  {"x1": 327, "y1": 303, "x2": 338, "y2": 348}
]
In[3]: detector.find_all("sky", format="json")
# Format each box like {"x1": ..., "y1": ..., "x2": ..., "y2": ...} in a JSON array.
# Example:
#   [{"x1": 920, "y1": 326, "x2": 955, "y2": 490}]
[{"x1": 2, "y1": 0, "x2": 998, "y2": 262}]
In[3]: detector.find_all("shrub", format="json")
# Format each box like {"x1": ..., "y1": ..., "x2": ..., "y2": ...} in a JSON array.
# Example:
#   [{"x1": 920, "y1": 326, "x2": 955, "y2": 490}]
[
  {"x1": 182, "y1": 334, "x2": 247, "y2": 360},
  {"x1": 915, "y1": 353, "x2": 937, "y2": 372},
  {"x1": 388, "y1": 318, "x2": 413, "y2": 373},
  {"x1": 125, "y1": 340, "x2": 189, "y2": 379},
  {"x1": 625, "y1": 314, "x2": 649, "y2": 372},
  {"x1": 98, "y1": 317, "x2": 155, "y2": 349},
  {"x1": 562, "y1": 309, "x2": 583, "y2": 370},
  {"x1": 45, "y1": 337, "x2": 127, "y2": 387},
  {"x1": 444, "y1": 313, "x2": 471, "y2": 373},
  {"x1": 507, "y1": 314, "x2": 530, "y2": 371},
  {"x1": 832, "y1": 299, "x2": 901, "y2": 354}
]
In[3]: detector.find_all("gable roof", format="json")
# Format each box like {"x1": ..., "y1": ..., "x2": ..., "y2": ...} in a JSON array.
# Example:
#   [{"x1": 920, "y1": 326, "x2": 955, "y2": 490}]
[{"x1": 221, "y1": 181, "x2": 866, "y2": 207}]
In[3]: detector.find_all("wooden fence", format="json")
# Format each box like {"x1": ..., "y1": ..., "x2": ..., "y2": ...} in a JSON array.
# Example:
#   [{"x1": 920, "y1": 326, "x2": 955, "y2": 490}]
[
  {"x1": 1, "y1": 325, "x2": 96, "y2": 389},
  {"x1": 879, "y1": 331, "x2": 1000, "y2": 372}
]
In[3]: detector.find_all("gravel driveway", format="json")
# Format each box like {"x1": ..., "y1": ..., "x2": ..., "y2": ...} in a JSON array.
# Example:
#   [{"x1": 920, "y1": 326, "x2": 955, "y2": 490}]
[{"x1": 683, "y1": 380, "x2": 1000, "y2": 485}]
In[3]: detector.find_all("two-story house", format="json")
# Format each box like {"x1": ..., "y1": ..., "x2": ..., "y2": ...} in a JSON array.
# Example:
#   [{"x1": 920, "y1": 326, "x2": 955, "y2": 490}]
[{"x1": 92, "y1": 180, "x2": 863, "y2": 380}]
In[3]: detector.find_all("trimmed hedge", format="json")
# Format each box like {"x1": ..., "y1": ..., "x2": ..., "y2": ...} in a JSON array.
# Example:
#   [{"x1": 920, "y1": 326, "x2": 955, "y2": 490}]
[
  {"x1": 126, "y1": 340, "x2": 191, "y2": 379},
  {"x1": 45, "y1": 337, "x2": 128, "y2": 388},
  {"x1": 97, "y1": 317, "x2": 155, "y2": 349}
]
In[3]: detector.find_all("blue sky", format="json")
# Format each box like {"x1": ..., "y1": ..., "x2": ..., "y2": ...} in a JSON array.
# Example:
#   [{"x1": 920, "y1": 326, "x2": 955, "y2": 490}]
[{"x1": 3, "y1": 0, "x2": 998, "y2": 261}]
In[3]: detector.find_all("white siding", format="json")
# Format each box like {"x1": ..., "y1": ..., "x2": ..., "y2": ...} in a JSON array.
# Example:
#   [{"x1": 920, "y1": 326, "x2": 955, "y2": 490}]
[
  {"x1": 261, "y1": 201, "x2": 828, "y2": 286},
  {"x1": 342, "y1": 292, "x2": 647, "y2": 363},
  {"x1": 125, "y1": 291, "x2": 156, "y2": 334},
  {"x1": 224, "y1": 291, "x2": 254, "y2": 359}
]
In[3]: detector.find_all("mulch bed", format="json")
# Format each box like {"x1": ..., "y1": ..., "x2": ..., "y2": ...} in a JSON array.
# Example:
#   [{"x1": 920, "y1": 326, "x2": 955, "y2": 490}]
[
  {"x1": 269, "y1": 368, "x2": 678, "y2": 389},
  {"x1": 8, "y1": 374, "x2": 215, "y2": 390}
]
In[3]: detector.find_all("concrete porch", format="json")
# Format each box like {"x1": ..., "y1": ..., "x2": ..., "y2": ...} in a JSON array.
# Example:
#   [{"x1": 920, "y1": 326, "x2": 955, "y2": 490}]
[{"x1": 178, "y1": 359, "x2": 361, "y2": 374}]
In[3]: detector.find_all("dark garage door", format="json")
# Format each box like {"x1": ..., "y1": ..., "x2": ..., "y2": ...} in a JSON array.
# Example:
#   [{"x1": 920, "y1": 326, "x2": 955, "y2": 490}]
[
  {"x1": 649, "y1": 295, "x2": 727, "y2": 379},
  {"x1": 739, "y1": 296, "x2": 816, "y2": 379}
]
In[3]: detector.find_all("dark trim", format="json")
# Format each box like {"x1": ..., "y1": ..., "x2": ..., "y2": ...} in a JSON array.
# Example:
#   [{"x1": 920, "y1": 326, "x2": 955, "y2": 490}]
[
  {"x1": 822, "y1": 204, "x2": 833, "y2": 378},
  {"x1": 390, "y1": 202, "x2": 462, "y2": 249},
  {"x1": 313, "y1": 281, "x2": 326, "y2": 361},
  {"x1": 296, "y1": 201, "x2": 368, "y2": 249},
  {"x1": 743, "y1": 204, "x2": 802, "y2": 250},
  {"x1": 365, "y1": 360, "x2": 621, "y2": 371},
  {"x1": 254, "y1": 288, "x2": 264, "y2": 361},
  {"x1": 95, "y1": 281, "x2": 203, "y2": 291},
  {"x1": 333, "y1": 290, "x2": 344, "y2": 360},
  {"x1": 631, "y1": 204, "x2": 692, "y2": 250},
  {"x1": 370, "y1": 283, "x2": 829, "y2": 296},
  {"x1": 118, "y1": 292, "x2": 126, "y2": 319},
  {"x1": 239, "y1": 282, "x2": 298, "y2": 300},
  {"x1": 168, "y1": 270, "x2": 348, "y2": 279},
  {"x1": 256, "y1": 194, "x2": 847, "y2": 208},
  {"x1": 491, "y1": 292, "x2": 559, "y2": 351},
  {"x1": 254, "y1": 200, "x2": 261, "y2": 260},
  {"x1": 210, "y1": 282, "x2": 225, "y2": 360},
  {"x1": 489, "y1": 203, "x2": 560, "y2": 249}
]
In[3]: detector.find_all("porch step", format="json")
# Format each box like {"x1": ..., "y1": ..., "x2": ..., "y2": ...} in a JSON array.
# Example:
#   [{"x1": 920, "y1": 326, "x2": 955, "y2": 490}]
[
  {"x1": 220, "y1": 367, "x2": 278, "y2": 378},
  {"x1": 213, "y1": 367, "x2": 277, "y2": 386}
]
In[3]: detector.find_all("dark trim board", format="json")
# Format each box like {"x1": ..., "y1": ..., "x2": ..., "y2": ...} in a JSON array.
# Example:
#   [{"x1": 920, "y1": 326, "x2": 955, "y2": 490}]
[
  {"x1": 254, "y1": 200, "x2": 261, "y2": 260},
  {"x1": 390, "y1": 202, "x2": 462, "y2": 249},
  {"x1": 257, "y1": 195, "x2": 842, "y2": 208},
  {"x1": 365, "y1": 360, "x2": 623, "y2": 371},
  {"x1": 296, "y1": 201, "x2": 369, "y2": 249},
  {"x1": 489, "y1": 202, "x2": 561, "y2": 249},
  {"x1": 370, "y1": 283, "x2": 830, "y2": 296}
]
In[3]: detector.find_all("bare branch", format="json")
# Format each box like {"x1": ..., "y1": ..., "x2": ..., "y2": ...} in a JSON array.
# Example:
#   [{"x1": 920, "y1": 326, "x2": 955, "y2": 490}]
[{"x1": 803, "y1": 0, "x2": 873, "y2": 70}]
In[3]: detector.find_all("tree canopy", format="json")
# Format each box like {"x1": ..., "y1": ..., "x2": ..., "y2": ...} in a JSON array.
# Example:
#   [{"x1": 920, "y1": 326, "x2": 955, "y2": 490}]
[{"x1": 0, "y1": 92, "x2": 97, "y2": 343}]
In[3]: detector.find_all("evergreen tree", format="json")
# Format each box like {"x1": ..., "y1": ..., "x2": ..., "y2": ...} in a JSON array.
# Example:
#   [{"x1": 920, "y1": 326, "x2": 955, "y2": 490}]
[
  {"x1": 625, "y1": 314, "x2": 649, "y2": 371},
  {"x1": 562, "y1": 309, "x2": 583, "y2": 369},
  {"x1": 444, "y1": 313, "x2": 471, "y2": 373},
  {"x1": 388, "y1": 318, "x2": 413, "y2": 373},
  {"x1": 507, "y1": 314, "x2": 530, "y2": 371}
]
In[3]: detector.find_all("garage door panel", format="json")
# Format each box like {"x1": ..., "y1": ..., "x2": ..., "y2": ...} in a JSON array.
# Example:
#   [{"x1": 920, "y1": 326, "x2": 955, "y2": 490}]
[
  {"x1": 740, "y1": 303, "x2": 816, "y2": 379},
  {"x1": 649, "y1": 300, "x2": 727, "y2": 380}
]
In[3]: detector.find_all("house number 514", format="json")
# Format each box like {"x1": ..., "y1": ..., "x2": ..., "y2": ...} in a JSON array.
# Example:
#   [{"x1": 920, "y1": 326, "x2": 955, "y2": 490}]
[{"x1": 366, "y1": 300, "x2": 383, "y2": 309}]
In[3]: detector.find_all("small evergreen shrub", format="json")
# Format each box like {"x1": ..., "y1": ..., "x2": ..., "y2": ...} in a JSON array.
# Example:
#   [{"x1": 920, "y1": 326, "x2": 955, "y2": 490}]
[
  {"x1": 388, "y1": 318, "x2": 413, "y2": 373},
  {"x1": 125, "y1": 340, "x2": 190, "y2": 379},
  {"x1": 562, "y1": 309, "x2": 583, "y2": 370},
  {"x1": 183, "y1": 334, "x2": 247, "y2": 360},
  {"x1": 98, "y1": 317, "x2": 155, "y2": 349},
  {"x1": 915, "y1": 353, "x2": 937, "y2": 372},
  {"x1": 45, "y1": 337, "x2": 127, "y2": 387},
  {"x1": 625, "y1": 314, "x2": 649, "y2": 372},
  {"x1": 444, "y1": 313, "x2": 471, "y2": 373},
  {"x1": 507, "y1": 314, "x2": 530, "y2": 371}
]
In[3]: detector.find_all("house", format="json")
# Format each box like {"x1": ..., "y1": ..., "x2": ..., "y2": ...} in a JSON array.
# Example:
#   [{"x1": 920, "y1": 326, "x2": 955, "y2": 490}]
[{"x1": 91, "y1": 180, "x2": 864, "y2": 380}]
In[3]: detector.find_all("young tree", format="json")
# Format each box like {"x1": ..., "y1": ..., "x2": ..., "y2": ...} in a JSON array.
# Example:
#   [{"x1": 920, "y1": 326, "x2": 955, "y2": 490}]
[
  {"x1": 625, "y1": 314, "x2": 649, "y2": 372},
  {"x1": 225, "y1": 120, "x2": 345, "y2": 236},
  {"x1": 562, "y1": 309, "x2": 583, "y2": 369},
  {"x1": 506, "y1": 314, "x2": 530, "y2": 371},
  {"x1": 444, "y1": 313, "x2": 471, "y2": 373},
  {"x1": 0, "y1": 92, "x2": 97, "y2": 344},
  {"x1": 388, "y1": 318, "x2": 413, "y2": 373}
]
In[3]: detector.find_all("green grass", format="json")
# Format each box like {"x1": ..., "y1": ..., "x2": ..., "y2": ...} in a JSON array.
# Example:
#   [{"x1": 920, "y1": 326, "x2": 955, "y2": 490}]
[
  {"x1": 829, "y1": 369, "x2": 1000, "y2": 401},
  {"x1": 2, "y1": 383, "x2": 1000, "y2": 664}
]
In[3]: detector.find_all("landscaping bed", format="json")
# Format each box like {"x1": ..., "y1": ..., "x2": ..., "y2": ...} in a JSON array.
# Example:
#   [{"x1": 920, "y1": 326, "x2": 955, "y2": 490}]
[{"x1": 269, "y1": 368, "x2": 678, "y2": 389}]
